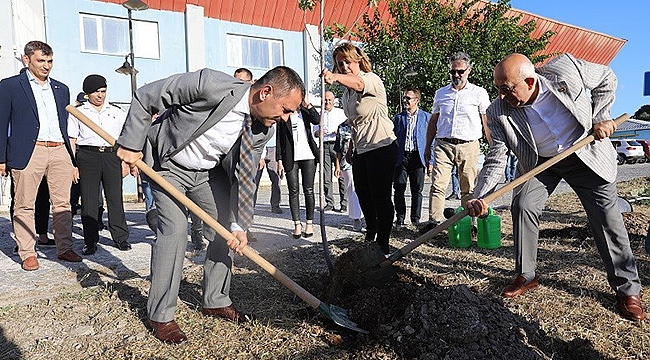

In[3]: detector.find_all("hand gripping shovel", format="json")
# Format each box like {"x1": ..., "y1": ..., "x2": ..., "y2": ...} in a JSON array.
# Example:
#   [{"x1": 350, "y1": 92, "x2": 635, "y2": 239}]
[
  {"x1": 66, "y1": 105, "x2": 369, "y2": 334},
  {"x1": 374, "y1": 113, "x2": 630, "y2": 272}
]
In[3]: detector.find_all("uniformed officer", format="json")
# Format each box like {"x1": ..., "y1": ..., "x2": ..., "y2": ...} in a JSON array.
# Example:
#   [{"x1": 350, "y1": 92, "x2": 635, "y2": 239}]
[{"x1": 68, "y1": 74, "x2": 131, "y2": 255}]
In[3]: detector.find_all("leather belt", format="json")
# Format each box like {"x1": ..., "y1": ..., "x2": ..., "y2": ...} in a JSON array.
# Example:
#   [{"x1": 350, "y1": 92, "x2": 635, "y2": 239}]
[
  {"x1": 35, "y1": 141, "x2": 64, "y2": 147},
  {"x1": 440, "y1": 137, "x2": 473, "y2": 145},
  {"x1": 79, "y1": 145, "x2": 115, "y2": 153}
]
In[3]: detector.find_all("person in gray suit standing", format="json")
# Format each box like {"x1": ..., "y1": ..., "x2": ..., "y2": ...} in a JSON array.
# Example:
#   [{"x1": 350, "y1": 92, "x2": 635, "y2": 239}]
[
  {"x1": 116, "y1": 66, "x2": 305, "y2": 344},
  {"x1": 467, "y1": 53, "x2": 645, "y2": 322}
]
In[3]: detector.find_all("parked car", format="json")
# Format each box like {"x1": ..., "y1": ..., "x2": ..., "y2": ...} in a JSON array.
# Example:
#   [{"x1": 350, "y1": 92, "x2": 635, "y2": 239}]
[
  {"x1": 637, "y1": 139, "x2": 650, "y2": 163},
  {"x1": 611, "y1": 139, "x2": 645, "y2": 164}
]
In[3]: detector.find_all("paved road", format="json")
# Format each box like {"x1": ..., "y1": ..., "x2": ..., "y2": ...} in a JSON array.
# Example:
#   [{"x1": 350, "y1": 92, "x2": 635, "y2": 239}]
[{"x1": 0, "y1": 161, "x2": 647, "y2": 306}]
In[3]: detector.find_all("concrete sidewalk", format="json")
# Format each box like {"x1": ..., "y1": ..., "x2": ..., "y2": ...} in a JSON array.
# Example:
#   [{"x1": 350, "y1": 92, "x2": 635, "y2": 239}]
[{"x1": 0, "y1": 183, "x2": 373, "y2": 307}]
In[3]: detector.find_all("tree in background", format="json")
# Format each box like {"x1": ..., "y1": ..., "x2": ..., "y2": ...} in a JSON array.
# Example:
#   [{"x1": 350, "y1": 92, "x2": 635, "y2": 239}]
[
  {"x1": 346, "y1": 0, "x2": 553, "y2": 115},
  {"x1": 633, "y1": 105, "x2": 650, "y2": 120}
]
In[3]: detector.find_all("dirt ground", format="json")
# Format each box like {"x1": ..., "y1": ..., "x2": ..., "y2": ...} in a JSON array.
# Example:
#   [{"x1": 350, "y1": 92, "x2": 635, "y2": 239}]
[{"x1": 1, "y1": 178, "x2": 649, "y2": 359}]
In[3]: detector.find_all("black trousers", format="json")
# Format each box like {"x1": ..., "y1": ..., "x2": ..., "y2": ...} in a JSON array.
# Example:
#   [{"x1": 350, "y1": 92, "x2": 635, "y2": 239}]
[
  {"x1": 77, "y1": 148, "x2": 129, "y2": 246},
  {"x1": 285, "y1": 159, "x2": 316, "y2": 222},
  {"x1": 393, "y1": 151, "x2": 425, "y2": 224},
  {"x1": 353, "y1": 141, "x2": 398, "y2": 252}
]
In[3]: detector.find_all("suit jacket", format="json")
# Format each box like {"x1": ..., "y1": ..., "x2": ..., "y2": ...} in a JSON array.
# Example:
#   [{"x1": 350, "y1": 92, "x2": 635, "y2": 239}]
[
  {"x1": 276, "y1": 105, "x2": 320, "y2": 172},
  {"x1": 474, "y1": 53, "x2": 619, "y2": 198},
  {"x1": 393, "y1": 108, "x2": 432, "y2": 166},
  {"x1": 117, "y1": 68, "x2": 273, "y2": 225},
  {"x1": 0, "y1": 72, "x2": 73, "y2": 169}
]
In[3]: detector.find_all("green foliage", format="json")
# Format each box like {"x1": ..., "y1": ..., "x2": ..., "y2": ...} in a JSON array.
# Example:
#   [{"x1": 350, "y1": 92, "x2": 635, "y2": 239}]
[
  {"x1": 633, "y1": 104, "x2": 650, "y2": 120},
  {"x1": 350, "y1": 0, "x2": 553, "y2": 117}
]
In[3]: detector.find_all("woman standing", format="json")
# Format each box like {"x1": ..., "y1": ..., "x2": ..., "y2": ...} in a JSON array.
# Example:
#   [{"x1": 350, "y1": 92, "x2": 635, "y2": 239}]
[
  {"x1": 277, "y1": 98, "x2": 320, "y2": 238},
  {"x1": 334, "y1": 121, "x2": 364, "y2": 232},
  {"x1": 323, "y1": 43, "x2": 398, "y2": 255}
]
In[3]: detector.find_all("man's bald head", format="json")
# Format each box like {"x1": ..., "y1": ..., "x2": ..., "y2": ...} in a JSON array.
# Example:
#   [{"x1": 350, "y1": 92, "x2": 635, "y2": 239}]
[{"x1": 493, "y1": 53, "x2": 538, "y2": 108}]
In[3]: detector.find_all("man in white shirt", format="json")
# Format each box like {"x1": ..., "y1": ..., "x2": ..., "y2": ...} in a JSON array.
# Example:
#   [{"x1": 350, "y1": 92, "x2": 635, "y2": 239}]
[
  {"x1": 313, "y1": 91, "x2": 348, "y2": 211},
  {"x1": 69, "y1": 74, "x2": 131, "y2": 255},
  {"x1": 116, "y1": 66, "x2": 305, "y2": 344},
  {"x1": 467, "y1": 53, "x2": 644, "y2": 322},
  {"x1": 424, "y1": 51, "x2": 491, "y2": 224}
]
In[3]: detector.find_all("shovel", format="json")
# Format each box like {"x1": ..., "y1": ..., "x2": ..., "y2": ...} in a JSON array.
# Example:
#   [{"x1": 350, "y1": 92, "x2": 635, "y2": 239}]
[
  {"x1": 375, "y1": 113, "x2": 630, "y2": 271},
  {"x1": 66, "y1": 105, "x2": 369, "y2": 334}
]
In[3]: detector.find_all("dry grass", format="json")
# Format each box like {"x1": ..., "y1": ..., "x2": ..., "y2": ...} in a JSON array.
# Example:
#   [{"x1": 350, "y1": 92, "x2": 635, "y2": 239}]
[{"x1": 1, "y1": 178, "x2": 649, "y2": 359}]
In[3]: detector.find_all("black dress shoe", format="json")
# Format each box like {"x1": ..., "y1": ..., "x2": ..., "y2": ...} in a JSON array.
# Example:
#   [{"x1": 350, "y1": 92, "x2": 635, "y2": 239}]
[
  {"x1": 82, "y1": 244, "x2": 97, "y2": 255},
  {"x1": 271, "y1": 207, "x2": 283, "y2": 214},
  {"x1": 446, "y1": 193, "x2": 460, "y2": 200},
  {"x1": 38, "y1": 238, "x2": 56, "y2": 246},
  {"x1": 115, "y1": 242, "x2": 132, "y2": 251},
  {"x1": 323, "y1": 204, "x2": 334, "y2": 211}
]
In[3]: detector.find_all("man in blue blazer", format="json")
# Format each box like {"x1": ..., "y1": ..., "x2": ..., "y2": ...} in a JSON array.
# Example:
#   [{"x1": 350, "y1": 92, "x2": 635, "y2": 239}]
[
  {"x1": 393, "y1": 88, "x2": 432, "y2": 226},
  {"x1": 0, "y1": 41, "x2": 81, "y2": 271}
]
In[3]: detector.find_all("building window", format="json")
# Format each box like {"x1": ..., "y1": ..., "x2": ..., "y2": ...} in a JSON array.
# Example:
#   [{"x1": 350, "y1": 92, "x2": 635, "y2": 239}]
[
  {"x1": 80, "y1": 13, "x2": 160, "y2": 59},
  {"x1": 227, "y1": 34, "x2": 284, "y2": 70}
]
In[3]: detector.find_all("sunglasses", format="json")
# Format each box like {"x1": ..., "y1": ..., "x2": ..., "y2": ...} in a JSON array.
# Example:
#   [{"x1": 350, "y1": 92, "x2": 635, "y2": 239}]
[
  {"x1": 448, "y1": 68, "x2": 467, "y2": 75},
  {"x1": 402, "y1": 96, "x2": 417, "y2": 101},
  {"x1": 494, "y1": 79, "x2": 525, "y2": 94}
]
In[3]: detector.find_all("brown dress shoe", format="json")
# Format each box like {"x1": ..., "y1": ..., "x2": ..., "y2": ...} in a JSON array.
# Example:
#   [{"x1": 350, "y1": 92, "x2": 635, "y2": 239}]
[
  {"x1": 22, "y1": 256, "x2": 39, "y2": 271},
  {"x1": 202, "y1": 305, "x2": 251, "y2": 323},
  {"x1": 149, "y1": 319, "x2": 188, "y2": 344},
  {"x1": 57, "y1": 250, "x2": 82, "y2": 263},
  {"x1": 501, "y1": 275, "x2": 538, "y2": 298},
  {"x1": 617, "y1": 295, "x2": 646, "y2": 321}
]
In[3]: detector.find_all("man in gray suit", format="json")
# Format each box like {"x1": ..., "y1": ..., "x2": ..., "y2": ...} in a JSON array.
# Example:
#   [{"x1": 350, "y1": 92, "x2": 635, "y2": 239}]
[
  {"x1": 467, "y1": 53, "x2": 645, "y2": 322},
  {"x1": 116, "y1": 66, "x2": 305, "y2": 343}
]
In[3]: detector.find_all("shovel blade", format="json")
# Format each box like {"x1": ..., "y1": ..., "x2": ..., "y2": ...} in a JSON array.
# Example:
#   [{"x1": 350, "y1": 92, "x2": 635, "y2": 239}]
[{"x1": 318, "y1": 303, "x2": 369, "y2": 334}]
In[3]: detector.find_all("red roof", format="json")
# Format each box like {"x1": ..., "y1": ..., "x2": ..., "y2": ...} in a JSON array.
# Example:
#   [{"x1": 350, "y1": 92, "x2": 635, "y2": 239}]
[{"x1": 96, "y1": 0, "x2": 625, "y2": 65}]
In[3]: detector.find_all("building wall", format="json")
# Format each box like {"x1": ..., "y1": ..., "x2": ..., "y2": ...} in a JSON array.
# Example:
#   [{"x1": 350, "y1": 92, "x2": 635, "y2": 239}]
[{"x1": 31, "y1": 0, "x2": 307, "y2": 194}]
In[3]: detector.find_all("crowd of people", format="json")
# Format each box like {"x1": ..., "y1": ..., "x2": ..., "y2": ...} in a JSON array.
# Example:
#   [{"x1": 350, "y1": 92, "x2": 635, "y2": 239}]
[{"x1": 0, "y1": 39, "x2": 645, "y2": 344}]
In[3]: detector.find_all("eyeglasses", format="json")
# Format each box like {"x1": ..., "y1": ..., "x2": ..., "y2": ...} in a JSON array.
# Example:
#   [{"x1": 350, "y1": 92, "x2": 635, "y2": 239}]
[
  {"x1": 402, "y1": 96, "x2": 417, "y2": 101},
  {"x1": 494, "y1": 79, "x2": 525, "y2": 94},
  {"x1": 448, "y1": 68, "x2": 467, "y2": 75}
]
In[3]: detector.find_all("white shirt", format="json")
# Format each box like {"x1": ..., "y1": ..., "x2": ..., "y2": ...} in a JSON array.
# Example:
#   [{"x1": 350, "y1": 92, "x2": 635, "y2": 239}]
[
  {"x1": 432, "y1": 82, "x2": 489, "y2": 141},
  {"x1": 68, "y1": 102, "x2": 126, "y2": 146},
  {"x1": 27, "y1": 71, "x2": 64, "y2": 142},
  {"x1": 313, "y1": 107, "x2": 347, "y2": 142},
  {"x1": 291, "y1": 112, "x2": 315, "y2": 161},
  {"x1": 172, "y1": 89, "x2": 250, "y2": 170},
  {"x1": 405, "y1": 110, "x2": 418, "y2": 152},
  {"x1": 524, "y1": 80, "x2": 583, "y2": 157}
]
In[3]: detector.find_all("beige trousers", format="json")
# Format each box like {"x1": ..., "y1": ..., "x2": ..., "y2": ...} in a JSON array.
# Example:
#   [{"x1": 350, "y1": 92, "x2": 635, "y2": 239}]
[
  {"x1": 12, "y1": 145, "x2": 74, "y2": 260},
  {"x1": 428, "y1": 139, "x2": 479, "y2": 222}
]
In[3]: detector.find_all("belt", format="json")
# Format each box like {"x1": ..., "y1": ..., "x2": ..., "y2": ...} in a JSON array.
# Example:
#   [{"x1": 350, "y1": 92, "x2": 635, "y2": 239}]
[
  {"x1": 79, "y1": 145, "x2": 116, "y2": 153},
  {"x1": 35, "y1": 141, "x2": 64, "y2": 147},
  {"x1": 323, "y1": 141, "x2": 336, "y2": 144},
  {"x1": 440, "y1": 137, "x2": 473, "y2": 145}
]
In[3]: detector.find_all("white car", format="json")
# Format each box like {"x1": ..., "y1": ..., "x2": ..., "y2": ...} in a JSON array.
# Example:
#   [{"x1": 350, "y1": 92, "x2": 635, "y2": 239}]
[{"x1": 611, "y1": 139, "x2": 645, "y2": 165}]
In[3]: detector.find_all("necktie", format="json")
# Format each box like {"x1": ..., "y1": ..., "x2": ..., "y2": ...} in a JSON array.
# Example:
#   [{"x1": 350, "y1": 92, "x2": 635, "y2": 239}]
[{"x1": 237, "y1": 115, "x2": 256, "y2": 230}]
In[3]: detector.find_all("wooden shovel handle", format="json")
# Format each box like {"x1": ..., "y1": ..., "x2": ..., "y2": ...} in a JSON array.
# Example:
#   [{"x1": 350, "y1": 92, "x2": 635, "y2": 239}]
[
  {"x1": 390, "y1": 113, "x2": 630, "y2": 262},
  {"x1": 66, "y1": 105, "x2": 323, "y2": 310}
]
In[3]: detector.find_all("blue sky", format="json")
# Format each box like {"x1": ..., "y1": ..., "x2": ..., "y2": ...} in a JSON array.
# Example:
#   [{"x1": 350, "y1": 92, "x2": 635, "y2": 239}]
[{"x1": 508, "y1": 0, "x2": 650, "y2": 117}]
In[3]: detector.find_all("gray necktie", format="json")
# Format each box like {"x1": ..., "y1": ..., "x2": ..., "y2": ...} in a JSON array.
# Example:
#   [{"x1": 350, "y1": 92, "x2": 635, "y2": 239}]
[{"x1": 237, "y1": 115, "x2": 256, "y2": 230}]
